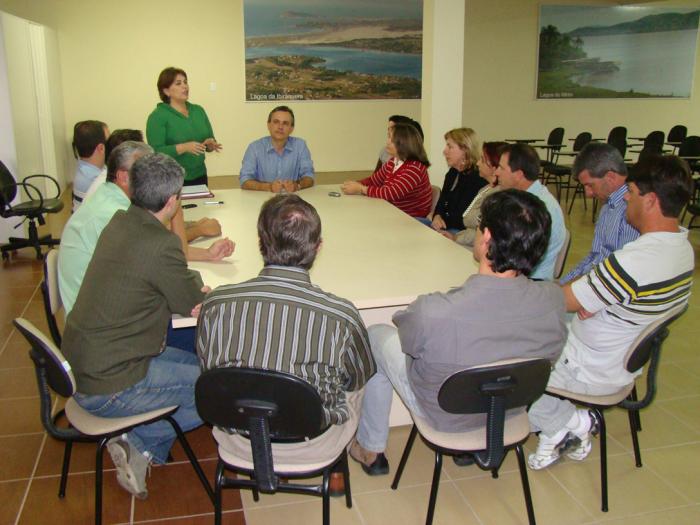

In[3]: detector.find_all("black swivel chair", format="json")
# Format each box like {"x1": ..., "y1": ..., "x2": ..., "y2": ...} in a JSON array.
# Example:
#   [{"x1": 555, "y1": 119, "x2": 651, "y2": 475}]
[
  {"x1": 0, "y1": 160, "x2": 63, "y2": 261},
  {"x1": 195, "y1": 367, "x2": 355, "y2": 525},
  {"x1": 14, "y1": 317, "x2": 214, "y2": 525},
  {"x1": 546, "y1": 303, "x2": 687, "y2": 512},
  {"x1": 391, "y1": 358, "x2": 551, "y2": 525}
]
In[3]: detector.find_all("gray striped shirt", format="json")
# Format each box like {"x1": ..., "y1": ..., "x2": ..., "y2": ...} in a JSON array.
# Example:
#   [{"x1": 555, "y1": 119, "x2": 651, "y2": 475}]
[{"x1": 196, "y1": 266, "x2": 375, "y2": 425}]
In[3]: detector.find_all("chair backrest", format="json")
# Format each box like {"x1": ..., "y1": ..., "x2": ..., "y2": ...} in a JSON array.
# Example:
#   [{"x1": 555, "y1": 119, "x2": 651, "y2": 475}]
[
  {"x1": 678, "y1": 136, "x2": 700, "y2": 158},
  {"x1": 644, "y1": 131, "x2": 665, "y2": 150},
  {"x1": 430, "y1": 185, "x2": 440, "y2": 214},
  {"x1": 553, "y1": 229, "x2": 571, "y2": 280},
  {"x1": 668, "y1": 125, "x2": 687, "y2": 144},
  {"x1": 437, "y1": 358, "x2": 551, "y2": 469},
  {"x1": 196, "y1": 366, "x2": 327, "y2": 492},
  {"x1": 608, "y1": 135, "x2": 627, "y2": 157},
  {"x1": 624, "y1": 303, "x2": 687, "y2": 374},
  {"x1": 0, "y1": 160, "x2": 18, "y2": 214},
  {"x1": 14, "y1": 317, "x2": 76, "y2": 398},
  {"x1": 572, "y1": 132, "x2": 592, "y2": 152},
  {"x1": 607, "y1": 126, "x2": 627, "y2": 144},
  {"x1": 13, "y1": 318, "x2": 82, "y2": 443},
  {"x1": 547, "y1": 127, "x2": 565, "y2": 147},
  {"x1": 41, "y1": 249, "x2": 63, "y2": 346}
]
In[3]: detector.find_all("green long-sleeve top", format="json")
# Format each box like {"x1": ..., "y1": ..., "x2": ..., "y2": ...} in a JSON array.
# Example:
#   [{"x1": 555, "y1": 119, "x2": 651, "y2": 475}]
[{"x1": 146, "y1": 101, "x2": 214, "y2": 181}]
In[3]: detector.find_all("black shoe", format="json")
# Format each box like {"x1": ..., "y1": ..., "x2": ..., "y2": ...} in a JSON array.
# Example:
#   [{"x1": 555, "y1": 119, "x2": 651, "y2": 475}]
[
  {"x1": 452, "y1": 453, "x2": 475, "y2": 467},
  {"x1": 361, "y1": 453, "x2": 389, "y2": 476}
]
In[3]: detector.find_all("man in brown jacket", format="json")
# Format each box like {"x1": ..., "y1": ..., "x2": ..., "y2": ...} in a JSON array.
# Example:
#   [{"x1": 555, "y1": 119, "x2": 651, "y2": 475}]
[{"x1": 62, "y1": 153, "x2": 208, "y2": 499}]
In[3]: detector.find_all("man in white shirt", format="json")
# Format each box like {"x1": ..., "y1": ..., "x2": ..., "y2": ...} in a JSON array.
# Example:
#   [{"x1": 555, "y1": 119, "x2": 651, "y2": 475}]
[{"x1": 528, "y1": 155, "x2": 695, "y2": 470}]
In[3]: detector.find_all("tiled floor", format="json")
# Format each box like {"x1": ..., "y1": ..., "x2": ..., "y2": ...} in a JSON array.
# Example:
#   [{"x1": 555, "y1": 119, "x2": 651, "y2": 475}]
[{"x1": 1, "y1": 173, "x2": 699, "y2": 525}]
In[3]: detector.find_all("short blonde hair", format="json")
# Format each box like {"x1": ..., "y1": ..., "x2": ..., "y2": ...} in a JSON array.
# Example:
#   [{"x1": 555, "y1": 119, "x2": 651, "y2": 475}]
[{"x1": 444, "y1": 128, "x2": 480, "y2": 169}]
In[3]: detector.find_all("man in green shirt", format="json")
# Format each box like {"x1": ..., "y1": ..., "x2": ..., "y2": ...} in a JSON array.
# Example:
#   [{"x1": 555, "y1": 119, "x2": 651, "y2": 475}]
[{"x1": 61, "y1": 153, "x2": 208, "y2": 499}]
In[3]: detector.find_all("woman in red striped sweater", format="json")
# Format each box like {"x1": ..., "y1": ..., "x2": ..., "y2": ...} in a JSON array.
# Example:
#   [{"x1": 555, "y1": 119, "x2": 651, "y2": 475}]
[{"x1": 341, "y1": 123, "x2": 433, "y2": 218}]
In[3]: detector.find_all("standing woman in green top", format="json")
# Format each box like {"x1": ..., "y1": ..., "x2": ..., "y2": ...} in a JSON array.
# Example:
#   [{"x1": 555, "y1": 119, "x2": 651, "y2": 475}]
[{"x1": 146, "y1": 67, "x2": 221, "y2": 186}]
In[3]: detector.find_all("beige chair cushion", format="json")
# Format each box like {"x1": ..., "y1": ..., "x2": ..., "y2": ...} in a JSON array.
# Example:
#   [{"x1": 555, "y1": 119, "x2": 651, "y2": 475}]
[
  {"x1": 413, "y1": 408, "x2": 531, "y2": 451},
  {"x1": 213, "y1": 390, "x2": 362, "y2": 473},
  {"x1": 546, "y1": 383, "x2": 634, "y2": 407},
  {"x1": 65, "y1": 398, "x2": 178, "y2": 436}
]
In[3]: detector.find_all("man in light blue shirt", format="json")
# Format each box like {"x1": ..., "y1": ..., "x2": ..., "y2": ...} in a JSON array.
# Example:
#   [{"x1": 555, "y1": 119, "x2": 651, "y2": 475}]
[
  {"x1": 497, "y1": 143, "x2": 565, "y2": 280},
  {"x1": 240, "y1": 106, "x2": 315, "y2": 192},
  {"x1": 71, "y1": 120, "x2": 109, "y2": 211},
  {"x1": 560, "y1": 143, "x2": 639, "y2": 284}
]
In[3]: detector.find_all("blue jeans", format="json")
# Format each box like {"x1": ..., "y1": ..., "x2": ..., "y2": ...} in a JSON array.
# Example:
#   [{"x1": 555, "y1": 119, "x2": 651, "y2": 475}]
[
  {"x1": 356, "y1": 324, "x2": 426, "y2": 453},
  {"x1": 74, "y1": 347, "x2": 203, "y2": 464}
]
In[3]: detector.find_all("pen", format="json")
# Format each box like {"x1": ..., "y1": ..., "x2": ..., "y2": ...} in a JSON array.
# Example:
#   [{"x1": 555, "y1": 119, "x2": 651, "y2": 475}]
[{"x1": 204, "y1": 201, "x2": 224, "y2": 205}]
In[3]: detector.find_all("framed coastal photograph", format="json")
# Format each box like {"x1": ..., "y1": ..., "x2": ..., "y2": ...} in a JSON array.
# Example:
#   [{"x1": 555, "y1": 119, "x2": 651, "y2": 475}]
[
  {"x1": 537, "y1": 5, "x2": 700, "y2": 99},
  {"x1": 243, "y1": 0, "x2": 423, "y2": 101}
]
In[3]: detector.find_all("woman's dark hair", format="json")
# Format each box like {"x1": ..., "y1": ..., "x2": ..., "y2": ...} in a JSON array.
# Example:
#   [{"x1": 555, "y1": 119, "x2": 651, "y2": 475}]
[
  {"x1": 627, "y1": 155, "x2": 693, "y2": 218},
  {"x1": 388, "y1": 115, "x2": 424, "y2": 140},
  {"x1": 482, "y1": 141, "x2": 508, "y2": 168},
  {"x1": 478, "y1": 189, "x2": 551, "y2": 276},
  {"x1": 391, "y1": 123, "x2": 430, "y2": 166},
  {"x1": 157, "y1": 67, "x2": 187, "y2": 103},
  {"x1": 257, "y1": 194, "x2": 322, "y2": 270}
]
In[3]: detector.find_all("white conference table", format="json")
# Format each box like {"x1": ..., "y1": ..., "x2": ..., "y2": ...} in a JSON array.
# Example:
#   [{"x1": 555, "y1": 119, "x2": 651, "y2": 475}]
[{"x1": 184, "y1": 184, "x2": 478, "y2": 424}]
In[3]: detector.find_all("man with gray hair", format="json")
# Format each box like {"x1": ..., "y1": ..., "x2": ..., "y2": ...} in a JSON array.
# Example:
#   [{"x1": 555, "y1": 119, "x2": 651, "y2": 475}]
[
  {"x1": 61, "y1": 153, "x2": 209, "y2": 499},
  {"x1": 559, "y1": 142, "x2": 639, "y2": 284},
  {"x1": 59, "y1": 140, "x2": 234, "y2": 315}
]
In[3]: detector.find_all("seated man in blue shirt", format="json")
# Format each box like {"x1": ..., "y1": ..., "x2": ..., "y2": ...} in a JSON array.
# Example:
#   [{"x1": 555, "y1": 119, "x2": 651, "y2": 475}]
[
  {"x1": 240, "y1": 105, "x2": 315, "y2": 192},
  {"x1": 559, "y1": 142, "x2": 639, "y2": 284},
  {"x1": 72, "y1": 120, "x2": 109, "y2": 211}
]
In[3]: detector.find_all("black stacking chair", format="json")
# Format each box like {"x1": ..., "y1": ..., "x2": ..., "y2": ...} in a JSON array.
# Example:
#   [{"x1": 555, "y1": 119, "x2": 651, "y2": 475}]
[
  {"x1": 542, "y1": 132, "x2": 592, "y2": 203},
  {"x1": 14, "y1": 317, "x2": 214, "y2": 525},
  {"x1": 535, "y1": 127, "x2": 565, "y2": 166},
  {"x1": 629, "y1": 130, "x2": 664, "y2": 155},
  {"x1": 607, "y1": 126, "x2": 628, "y2": 158},
  {"x1": 0, "y1": 160, "x2": 63, "y2": 261},
  {"x1": 546, "y1": 303, "x2": 687, "y2": 513},
  {"x1": 666, "y1": 125, "x2": 687, "y2": 154},
  {"x1": 195, "y1": 367, "x2": 354, "y2": 525},
  {"x1": 391, "y1": 358, "x2": 551, "y2": 525}
]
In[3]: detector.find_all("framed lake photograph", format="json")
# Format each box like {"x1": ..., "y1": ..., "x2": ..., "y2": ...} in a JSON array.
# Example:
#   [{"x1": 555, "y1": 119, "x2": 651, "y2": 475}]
[
  {"x1": 243, "y1": 0, "x2": 423, "y2": 101},
  {"x1": 537, "y1": 5, "x2": 700, "y2": 99}
]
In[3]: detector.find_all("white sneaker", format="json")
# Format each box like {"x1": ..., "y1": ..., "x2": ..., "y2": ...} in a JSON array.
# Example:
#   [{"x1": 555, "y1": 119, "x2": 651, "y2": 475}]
[
  {"x1": 528, "y1": 428, "x2": 574, "y2": 470},
  {"x1": 107, "y1": 434, "x2": 151, "y2": 499},
  {"x1": 566, "y1": 410, "x2": 600, "y2": 461}
]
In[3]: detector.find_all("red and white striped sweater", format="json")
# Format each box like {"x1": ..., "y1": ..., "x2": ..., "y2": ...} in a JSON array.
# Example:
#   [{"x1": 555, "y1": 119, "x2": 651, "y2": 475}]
[{"x1": 360, "y1": 158, "x2": 432, "y2": 217}]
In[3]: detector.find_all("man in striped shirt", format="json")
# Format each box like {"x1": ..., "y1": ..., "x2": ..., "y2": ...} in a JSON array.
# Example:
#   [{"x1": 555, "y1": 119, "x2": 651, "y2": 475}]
[
  {"x1": 560, "y1": 143, "x2": 639, "y2": 284},
  {"x1": 196, "y1": 194, "x2": 375, "y2": 484},
  {"x1": 528, "y1": 155, "x2": 695, "y2": 470}
]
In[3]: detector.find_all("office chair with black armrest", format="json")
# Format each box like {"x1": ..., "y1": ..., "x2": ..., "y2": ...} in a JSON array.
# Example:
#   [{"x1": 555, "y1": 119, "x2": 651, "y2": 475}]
[
  {"x1": 0, "y1": 160, "x2": 63, "y2": 261},
  {"x1": 391, "y1": 358, "x2": 551, "y2": 525},
  {"x1": 543, "y1": 131, "x2": 592, "y2": 203},
  {"x1": 628, "y1": 130, "x2": 664, "y2": 155},
  {"x1": 535, "y1": 127, "x2": 566, "y2": 168},
  {"x1": 546, "y1": 303, "x2": 687, "y2": 513},
  {"x1": 13, "y1": 317, "x2": 214, "y2": 525},
  {"x1": 196, "y1": 367, "x2": 355, "y2": 525},
  {"x1": 665, "y1": 124, "x2": 687, "y2": 154}
]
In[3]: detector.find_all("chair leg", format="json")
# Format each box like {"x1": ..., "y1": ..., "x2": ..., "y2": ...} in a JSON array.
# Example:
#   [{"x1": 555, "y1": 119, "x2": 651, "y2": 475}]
[
  {"x1": 515, "y1": 444, "x2": 536, "y2": 525},
  {"x1": 251, "y1": 473, "x2": 259, "y2": 502},
  {"x1": 629, "y1": 387, "x2": 642, "y2": 431},
  {"x1": 597, "y1": 410, "x2": 608, "y2": 512},
  {"x1": 425, "y1": 451, "x2": 443, "y2": 525},
  {"x1": 167, "y1": 416, "x2": 215, "y2": 503},
  {"x1": 215, "y1": 461, "x2": 225, "y2": 525},
  {"x1": 59, "y1": 440, "x2": 73, "y2": 498},
  {"x1": 322, "y1": 469, "x2": 331, "y2": 525},
  {"x1": 95, "y1": 438, "x2": 108, "y2": 525},
  {"x1": 341, "y1": 451, "x2": 352, "y2": 508},
  {"x1": 391, "y1": 424, "x2": 418, "y2": 490}
]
